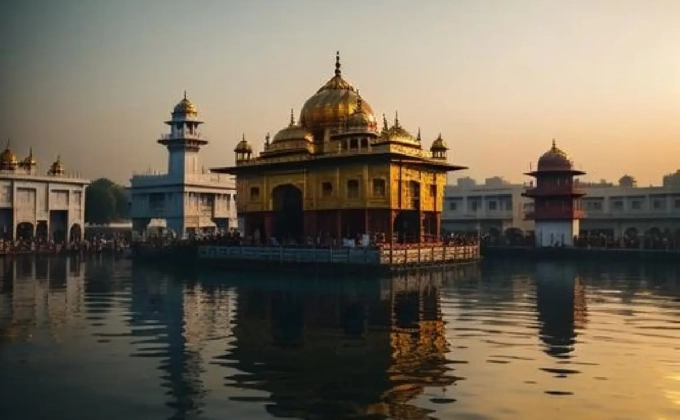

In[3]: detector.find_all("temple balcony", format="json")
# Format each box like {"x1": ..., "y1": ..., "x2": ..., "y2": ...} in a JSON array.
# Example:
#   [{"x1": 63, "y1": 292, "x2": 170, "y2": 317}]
[{"x1": 159, "y1": 131, "x2": 204, "y2": 141}]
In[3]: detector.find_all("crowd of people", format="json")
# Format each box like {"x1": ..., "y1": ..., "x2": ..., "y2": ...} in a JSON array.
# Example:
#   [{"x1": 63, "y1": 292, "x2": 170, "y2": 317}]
[
  {"x1": 136, "y1": 228, "x2": 480, "y2": 251},
  {"x1": 481, "y1": 231, "x2": 680, "y2": 251},
  {"x1": 0, "y1": 234, "x2": 130, "y2": 255}
]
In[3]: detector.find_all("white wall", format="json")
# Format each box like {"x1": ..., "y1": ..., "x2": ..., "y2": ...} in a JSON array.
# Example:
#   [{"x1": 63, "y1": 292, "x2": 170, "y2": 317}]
[{"x1": 535, "y1": 220, "x2": 579, "y2": 247}]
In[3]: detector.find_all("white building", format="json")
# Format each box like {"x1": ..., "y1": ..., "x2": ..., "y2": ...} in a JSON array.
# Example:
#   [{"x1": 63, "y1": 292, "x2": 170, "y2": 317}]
[
  {"x1": 443, "y1": 172, "x2": 680, "y2": 237},
  {"x1": 0, "y1": 143, "x2": 89, "y2": 241},
  {"x1": 129, "y1": 93, "x2": 237, "y2": 237}
]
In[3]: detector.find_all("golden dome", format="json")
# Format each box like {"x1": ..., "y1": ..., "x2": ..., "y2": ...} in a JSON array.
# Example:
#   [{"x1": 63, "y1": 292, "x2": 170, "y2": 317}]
[
  {"x1": 234, "y1": 134, "x2": 253, "y2": 153},
  {"x1": 272, "y1": 110, "x2": 314, "y2": 144},
  {"x1": 20, "y1": 147, "x2": 37, "y2": 168},
  {"x1": 299, "y1": 52, "x2": 376, "y2": 132},
  {"x1": 346, "y1": 91, "x2": 378, "y2": 132},
  {"x1": 430, "y1": 133, "x2": 448, "y2": 151},
  {"x1": 382, "y1": 113, "x2": 419, "y2": 145},
  {"x1": 48, "y1": 155, "x2": 65, "y2": 176},
  {"x1": 0, "y1": 141, "x2": 18, "y2": 170},
  {"x1": 173, "y1": 91, "x2": 198, "y2": 115},
  {"x1": 537, "y1": 139, "x2": 572, "y2": 171}
]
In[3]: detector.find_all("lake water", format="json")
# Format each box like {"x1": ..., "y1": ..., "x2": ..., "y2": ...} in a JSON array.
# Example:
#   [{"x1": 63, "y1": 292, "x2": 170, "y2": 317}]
[{"x1": 1, "y1": 256, "x2": 679, "y2": 420}]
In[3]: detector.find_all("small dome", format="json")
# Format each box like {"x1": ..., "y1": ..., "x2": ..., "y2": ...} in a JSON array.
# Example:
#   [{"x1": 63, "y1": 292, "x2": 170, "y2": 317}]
[
  {"x1": 48, "y1": 155, "x2": 65, "y2": 176},
  {"x1": 430, "y1": 133, "x2": 448, "y2": 151},
  {"x1": 19, "y1": 147, "x2": 37, "y2": 168},
  {"x1": 234, "y1": 135, "x2": 253, "y2": 153},
  {"x1": 346, "y1": 92, "x2": 377, "y2": 131},
  {"x1": 272, "y1": 110, "x2": 314, "y2": 144},
  {"x1": 381, "y1": 113, "x2": 418, "y2": 145},
  {"x1": 0, "y1": 142, "x2": 18, "y2": 170},
  {"x1": 537, "y1": 140, "x2": 572, "y2": 171},
  {"x1": 173, "y1": 92, "x2": 198, "y2": 115}
]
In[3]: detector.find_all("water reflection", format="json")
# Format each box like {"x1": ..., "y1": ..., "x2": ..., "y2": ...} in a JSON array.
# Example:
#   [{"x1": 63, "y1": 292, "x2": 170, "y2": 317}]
[
  {"x1": 216, "y1": 273, "x2": 456, "y2": 419},
  {"x1": 1, "y1": 258, "x2": 680, "y2": 420},
  {"x1": 0, "y1": 256, "x2": 86, "y2": 343},
  {"x1": 534, "y1": 262, "x2": 588, "y2": 360}
]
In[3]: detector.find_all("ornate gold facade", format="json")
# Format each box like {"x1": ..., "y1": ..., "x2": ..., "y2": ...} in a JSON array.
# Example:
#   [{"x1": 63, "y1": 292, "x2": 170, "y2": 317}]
[{"x1": 214, "y1": 52, "x2": 467, "y2": 243}]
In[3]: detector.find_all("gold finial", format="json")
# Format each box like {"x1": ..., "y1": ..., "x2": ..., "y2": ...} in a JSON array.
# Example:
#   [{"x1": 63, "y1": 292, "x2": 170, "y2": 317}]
[
  {"x1": 416, "y1": 128, "x2": 421, "y2": 142},
  {"x1": 382, "y1": 114, "x2": 389, "y2": 131},
  {"x1": 335, "y1": 51, "x2": 341, "y2": 77},
  {"x1": 394, "y1": 111, "x2": 400, "y2": 127},
  {"x1": 552, "y1": 138, "x2": 556, "y2": 149},
  {"x1": 265, "y1": 132, "x2": 271, "y2": 146},
  {"x1": 183, "y1": 90, "x2": 187, "y2": 100},
  {"x1": 242, "y1": 133, "x2": 246, "y2": 142},
  {"x1": 289, "y1": 108, "x2": 295, "y2": 126},
  {"x1": 438, "y1": 132, "x2": 442, "y2": 140}
]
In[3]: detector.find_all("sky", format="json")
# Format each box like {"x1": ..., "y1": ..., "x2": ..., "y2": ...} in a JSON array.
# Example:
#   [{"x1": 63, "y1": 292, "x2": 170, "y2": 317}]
[{"x1": 1, "y1": 0, "x2": 679, "y2": 186}]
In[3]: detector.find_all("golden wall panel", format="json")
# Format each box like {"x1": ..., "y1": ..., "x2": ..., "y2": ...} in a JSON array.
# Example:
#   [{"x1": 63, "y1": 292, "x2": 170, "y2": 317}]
[{"x1": 235, "y1": 161, "x2": 448, "y2": 212}]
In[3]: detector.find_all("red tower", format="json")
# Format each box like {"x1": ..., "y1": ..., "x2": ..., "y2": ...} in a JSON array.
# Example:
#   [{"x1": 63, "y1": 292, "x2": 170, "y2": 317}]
[{"x1": 522, "y1": 140, "x2": 585, "y2": 247}]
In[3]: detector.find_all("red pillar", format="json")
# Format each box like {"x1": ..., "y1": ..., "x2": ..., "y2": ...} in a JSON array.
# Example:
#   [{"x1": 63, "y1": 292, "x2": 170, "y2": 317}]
[
  {"x1": 335, "y1": 209, "x2": 343, "y2": 242},
  {"x1": 303, "y1": 210, "x2": 317, "y2": 239},
  {"x1": 263, "y1": 212, "x2": 273, "y2": 242},
  {"x1": 388, "y1": 210, "x2": 396, "y2": 244}
]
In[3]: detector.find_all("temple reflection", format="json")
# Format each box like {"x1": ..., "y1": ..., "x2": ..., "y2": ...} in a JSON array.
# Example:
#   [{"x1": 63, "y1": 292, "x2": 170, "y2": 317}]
[
  {"x1": 534, "y1": 262, "x2": 588, "y2": 359},
  {"x1": 128, "y1": 268, "x2": 207, "y2": 420},
  {"x1": 0, "y1": 256, "x2": 85, "y2": 342},
  {"x1": 220, "y1": 272, "x2": 456, "y2": 420}
]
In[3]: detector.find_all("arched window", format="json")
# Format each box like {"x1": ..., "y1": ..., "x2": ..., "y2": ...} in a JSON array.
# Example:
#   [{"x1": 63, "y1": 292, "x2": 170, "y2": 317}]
[
  {"x1": 321, "y1": 182, "x2": 333, "y2": 198},
  {"x1": 347, "y1": 179, "x2": 360, "y2": 198},
  {"x1": 372, "y1": 178, "x2": 386, "y2": 197},
  {"x1": 249, "y1": 187, "x2": 260, "y2": 201}
]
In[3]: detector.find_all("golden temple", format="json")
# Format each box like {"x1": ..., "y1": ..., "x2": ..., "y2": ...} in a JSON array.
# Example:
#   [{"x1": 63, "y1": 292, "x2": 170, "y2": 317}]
[{"x1": 213, "y1": 52, "x2": 467, "y2": 244}]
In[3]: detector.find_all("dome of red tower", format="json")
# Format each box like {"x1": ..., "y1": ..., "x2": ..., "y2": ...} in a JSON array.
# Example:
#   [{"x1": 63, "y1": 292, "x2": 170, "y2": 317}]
[{"x1": 537, "y1": 140, "x2": 573, "y2": 171}]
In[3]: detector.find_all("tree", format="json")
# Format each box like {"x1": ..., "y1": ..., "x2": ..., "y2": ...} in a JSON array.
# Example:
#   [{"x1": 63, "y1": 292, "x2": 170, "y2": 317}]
[
  {"x1": 85, "y1": 178, "x2": 130, "y2": 224},
  {"x1": 85, "y1": 185, "x2": 116, "y2": 224}
]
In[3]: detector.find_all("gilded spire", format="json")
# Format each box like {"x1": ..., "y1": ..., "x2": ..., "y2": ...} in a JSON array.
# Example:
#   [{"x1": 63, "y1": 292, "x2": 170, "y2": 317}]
[
  {"x1": 394, "y1": 111, "x2": 400, "y2": 127},
  {"x1": 552, "y1": 138, "x2": 556, "y2": 149},
  {"x1": 382, "y1": 114, "x2": 389, "y2": 131},
  {"x1": 289, "y1": 108, "x2": 295, "y2": 126},
  {"x1": 183, "y1": 90, "x2": 187, "y2": 100},
  {"x1": 265, "y1": 132, "x2": 271, "y2": 147},
  {"x1": 416, "y1": 128, "x2": 421, "y2": 142},
  {"x1": 334, "y1": 51, "x2": 341, "y2": 77}
]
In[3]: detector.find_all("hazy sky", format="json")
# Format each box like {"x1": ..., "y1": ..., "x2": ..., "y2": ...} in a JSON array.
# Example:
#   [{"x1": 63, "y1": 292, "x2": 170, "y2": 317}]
[{"x1": 1, "y1": 0, "x2": 679, "y2": 186}]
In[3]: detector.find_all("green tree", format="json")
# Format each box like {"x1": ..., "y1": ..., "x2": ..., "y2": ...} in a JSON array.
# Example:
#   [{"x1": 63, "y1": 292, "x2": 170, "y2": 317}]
[
  {"x1": 85, "y1": 185, "x2": 116, "y2": 224},
  {"x1": 85, "y1": 178, "x2": 130, "y2": 224}
]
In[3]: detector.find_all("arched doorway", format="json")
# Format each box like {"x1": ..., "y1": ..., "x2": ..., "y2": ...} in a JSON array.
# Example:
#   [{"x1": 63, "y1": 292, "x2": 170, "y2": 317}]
[
  {"x1": 35, "y1": 221, "x2": 48, "y2": 240},
  {"x1": 15, "y1": 222, "x2": 34, "y2": 241},
  {"x1": 393, "y1": 211, "x2": 420, "y2": 243},
  {"x1": 69, "y1": 224, "x2": 83, "y2": 242},
  {"x1": 271, "y1": 184, "x2": 304, "y2": 243}
]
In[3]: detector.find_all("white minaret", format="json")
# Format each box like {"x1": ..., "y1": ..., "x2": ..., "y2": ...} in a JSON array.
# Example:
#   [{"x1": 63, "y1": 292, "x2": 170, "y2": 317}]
[{"x1": 158, "y1": 92, "x2": 208, "y2": 180}]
